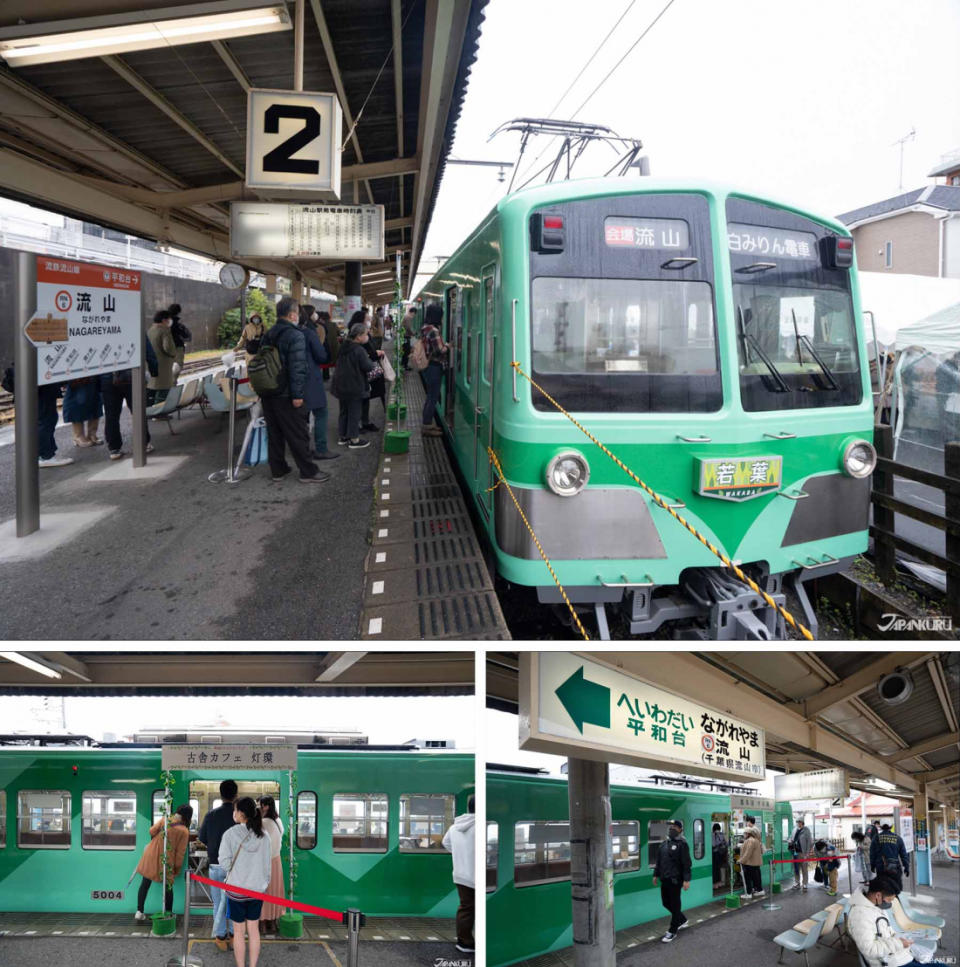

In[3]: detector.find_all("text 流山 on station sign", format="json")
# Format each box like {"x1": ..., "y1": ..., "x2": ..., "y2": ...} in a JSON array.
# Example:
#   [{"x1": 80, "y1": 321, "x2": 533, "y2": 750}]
[
  {"x1": 161, "y1": 744, "x2": 297, "y2": 771},
  {"x1": 520, "y1": 653, "x2": 766, "y2": 782}
]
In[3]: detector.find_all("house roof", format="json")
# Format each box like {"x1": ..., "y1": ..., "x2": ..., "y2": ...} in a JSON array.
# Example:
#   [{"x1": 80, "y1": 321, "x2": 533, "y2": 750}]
[{"x1": 838, "y1": 185, "x2": 960, "y2": 226}]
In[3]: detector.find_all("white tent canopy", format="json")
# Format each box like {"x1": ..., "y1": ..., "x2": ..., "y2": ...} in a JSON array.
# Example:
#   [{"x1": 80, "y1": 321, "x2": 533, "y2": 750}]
[
  {"x1": 858, "y1": 271, "x2": 960, "y2": 344},
  {"x1": 895, "y1": 301, "x2": 960, "y2": 354}
]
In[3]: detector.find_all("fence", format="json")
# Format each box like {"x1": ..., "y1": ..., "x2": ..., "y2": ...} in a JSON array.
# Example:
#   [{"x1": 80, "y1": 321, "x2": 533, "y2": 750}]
[{"x1": 872, "y1": 424, "x2": 960, "y2": 624}]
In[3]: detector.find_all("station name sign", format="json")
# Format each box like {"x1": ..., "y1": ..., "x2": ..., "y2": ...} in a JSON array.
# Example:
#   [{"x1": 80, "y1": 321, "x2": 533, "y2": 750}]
[
  {"x1": 230, "y1": 202, "x2": 384, "y2": 260},
  {"x1": 160, "y1": 744, "x2": 297, "y2": 771},
  {"x1": 604, "y1": 216, "x2": 689, "y2": 250},
  {"x1": 774, "y1": 767, "x2": 848, "y2": 802},
  {"x1": 520, "y1": 653, "x2": 766, "y2": 782}
]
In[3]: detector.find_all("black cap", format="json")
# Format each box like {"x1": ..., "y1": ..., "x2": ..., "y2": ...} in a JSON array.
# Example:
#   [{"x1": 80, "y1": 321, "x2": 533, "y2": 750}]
[{"x1": 670, "y1": 819, "x2": 683, "y2": 831}]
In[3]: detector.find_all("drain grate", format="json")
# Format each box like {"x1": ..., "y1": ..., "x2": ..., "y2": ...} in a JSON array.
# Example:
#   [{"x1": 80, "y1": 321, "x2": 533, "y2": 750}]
[
  {"x1": 418, "y1": 592, "x2": 509, "y2": 639},
  {"x1": 412, "y1": 516, "x2": 473, "y2": 541},
  {"x1": 415, "y1": 559, "x2": 493, "y2": 596},
  {"x1": 413, "y1": 533, "x2": 481, "y2": 565},
  {"x1": 411, "y1": 495, "x2": 465, "y2": 519}
]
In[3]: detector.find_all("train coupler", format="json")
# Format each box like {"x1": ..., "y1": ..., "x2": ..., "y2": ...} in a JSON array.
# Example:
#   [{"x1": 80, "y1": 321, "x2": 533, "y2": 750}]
[{"x1": 682, "y1": 567, "x2": 786, "y2": 641}]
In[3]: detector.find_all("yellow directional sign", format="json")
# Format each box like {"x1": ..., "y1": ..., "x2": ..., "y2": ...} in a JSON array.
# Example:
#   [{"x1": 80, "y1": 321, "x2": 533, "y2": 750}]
[{"x1": 24, "y1": 312, "x2": 68, "y2": 345}]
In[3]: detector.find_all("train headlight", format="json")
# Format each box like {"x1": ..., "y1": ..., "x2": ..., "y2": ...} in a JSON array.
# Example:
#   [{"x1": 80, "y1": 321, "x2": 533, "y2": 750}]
[
  {"x1": 841, "y1": 439, "x2": 877, "y2": 478},
  {"x1": 545, "y1": 451, "x2": 590, "y2": 496}
]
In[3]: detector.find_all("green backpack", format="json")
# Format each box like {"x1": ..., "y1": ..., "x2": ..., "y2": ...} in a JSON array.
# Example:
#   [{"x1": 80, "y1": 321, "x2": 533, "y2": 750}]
[{"x1": 247, "y1": 331, "x2": 285, "y2": 397}]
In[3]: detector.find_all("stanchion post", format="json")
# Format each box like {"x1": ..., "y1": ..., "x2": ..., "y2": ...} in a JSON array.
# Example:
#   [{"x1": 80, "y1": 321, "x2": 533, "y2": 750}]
[
  {"x1": 846, "y1": 854, "x2": 853, "y2": 895},
  {"x1": 346, "y1": 908, "x2": 362, "y2": 967},
  {"x1": 763, "y1": 856, "x2": 781, "y2": 911},
  {"x1": 166, "y1": 866, "x2": 202, "y2": 967},
  {"x1": 226, "y1": 374, "x2": 237, "y2": 483},
  {"x1": 14, "y1": 251, "x2": 39, "y2": 537}
]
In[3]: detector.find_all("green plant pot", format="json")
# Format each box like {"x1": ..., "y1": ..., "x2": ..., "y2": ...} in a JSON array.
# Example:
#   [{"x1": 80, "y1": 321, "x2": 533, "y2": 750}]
[
  {"x1": 386, "y1": 402, "x2": 407, "y2": 420},
  {"x1": 151, "y1": 912, "x2": 177, "y2": 936},
  {"x1": 772, "y1": 881, "x2": 782, "y2": 894},
  {"x1": 384, "y1": 430, "x2": 410, "y2": 454},
  {"x1": 277, "y1": 913, "x2": 304, "y2": 938},
  {"x1": 724, "y1": 893, "x2": 741, "y2": 909}
]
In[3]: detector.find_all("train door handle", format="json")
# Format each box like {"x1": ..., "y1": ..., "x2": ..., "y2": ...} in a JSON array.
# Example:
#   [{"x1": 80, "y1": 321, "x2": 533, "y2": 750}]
[
  {"x1": 763, "y1": 431, "x2": 797, "y2": 440},
  {"x1": 475, "y1": 406, "x2": 485, "y2": 416},
  {"x1": 676, "y1": 434, "x2": 711, "y2": 443}
]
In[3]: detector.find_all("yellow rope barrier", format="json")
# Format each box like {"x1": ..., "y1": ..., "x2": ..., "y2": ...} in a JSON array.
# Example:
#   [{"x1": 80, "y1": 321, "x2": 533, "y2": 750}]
[
  {"x1": 505, "y1": 360, "x2": 814, "y2": 641},
  {"x1": 487, "y1": 447, "x2": 590, "y2": 641}
]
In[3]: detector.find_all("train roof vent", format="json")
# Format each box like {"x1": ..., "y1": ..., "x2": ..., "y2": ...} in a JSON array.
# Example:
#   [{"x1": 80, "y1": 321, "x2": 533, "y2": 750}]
[
  {"x1": 265, "y1": 735, "x2": 287, "y2": 745},
  {"x1": 139, "y1": 734, "x2": 159, "y2": 743},
  {"x1": 200, "y1": 735, "x2": 222, "y2": 744}
]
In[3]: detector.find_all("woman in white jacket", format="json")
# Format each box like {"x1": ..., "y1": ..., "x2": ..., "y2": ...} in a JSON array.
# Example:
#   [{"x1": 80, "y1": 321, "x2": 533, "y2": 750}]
[
  {"x1": 220, "y1": 797, "x2": 273, "y2": 967},
  {"x1": 442, "y1": 795, "x2": 476, "y2": 954}
]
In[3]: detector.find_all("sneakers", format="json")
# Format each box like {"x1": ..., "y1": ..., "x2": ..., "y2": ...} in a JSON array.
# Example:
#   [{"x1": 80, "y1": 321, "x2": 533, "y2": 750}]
[
  {"x1": 753, "y1": 891, "x2": 765, "y2": 897},
  {"x1": 337, "y1": 437, "x2": 350, "y2": 446},
  {"x1": 661, "y1": 932, "x2": 676, "y2": 943},
  {"x1": 677, "y1": 922, "x2": 689, "y2": 930},
  {"x1": 299, "y1": 471, "x2": 332, "y2": 483},
  {"x1": 825, "y1": 889, "x2": 837, "y2": 896},
  {"x1": 271, "y1": 468, "x2": 292, "y2": 481},
  {"x1": 455, "y1": 944, "x2": 475, "y2": 953},
  {"x1": 146, "y1": 442, "x2": 155, "y2": 453},
  {"x1": 39, "y1": 455, "x2": 74, "y2": 467},
  {"x1": 134, "y1": 911, "x2": 147, "y2": 922},
  {"x1": 348, "y1": 438, "x2": 370, "y2": 449},
  {"x1": 109, "y1": 450, "x2": 125, "y2": 461}
]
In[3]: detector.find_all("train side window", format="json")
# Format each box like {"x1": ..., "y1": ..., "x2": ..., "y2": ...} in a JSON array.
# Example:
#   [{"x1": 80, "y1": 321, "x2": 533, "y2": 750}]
[
  {"x1": 647, "y1": 820, "x2": 670, "y2": 867},
  {"x1": 0, "y1": 790, "x2": 5, "y2": 848},
  {"x1": 782, "y1": 817, "x2": 790, "y2": 843},
  {"x1": 399, "y1": 794, "x2": 455, "y2": 852},
  {"x1": 152, "y1": 790, "x2": 166, "y2": 824},
  {"x1": 483, "y1": 276, "x2": 494, "y2": 384},
  {"x1": 297, "y1": 791, "x2": 317, "y2": 850},
  {"x1": 693, "y1": 819, "x2": 705, "y2": 860},
  {"x1": 514, "y1": 821, "x2": 570, "y2": 887},
  {"x1": 465, "y1": 333, "x2": 473, "y2": 386},
  {"x1": 82, "y1": 791, "x2": 137, "y2": 850},
  {"x1": 332, "y1": 793, "x2": 387, "y2": 853},
  {"x1": 765, "y1": 822, "x2": 774, "y2": 850},
  {"x1": 486, "y1": 822, "x2": 498, "y2": 892},
  {"x1": 612, "y1": 821, "x2": 639, "y2": 872},
  {"x1": 18, "y1": 790, "x2": 71, "y2": 849}
]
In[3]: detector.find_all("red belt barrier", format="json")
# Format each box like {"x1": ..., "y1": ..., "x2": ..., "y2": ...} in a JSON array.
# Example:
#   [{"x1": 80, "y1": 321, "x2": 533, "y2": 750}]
[
  {"x1": 189, "y1": 873, "x2": 344, "y2": 922},
  {"x1": 769, "y1": 853, "x2": 855, "y2": 864}
]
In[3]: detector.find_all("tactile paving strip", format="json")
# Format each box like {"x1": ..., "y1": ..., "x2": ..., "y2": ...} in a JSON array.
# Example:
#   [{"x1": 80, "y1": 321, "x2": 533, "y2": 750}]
[{"x1": 359, "y1": 368, "x2": 511, "y2": 640}]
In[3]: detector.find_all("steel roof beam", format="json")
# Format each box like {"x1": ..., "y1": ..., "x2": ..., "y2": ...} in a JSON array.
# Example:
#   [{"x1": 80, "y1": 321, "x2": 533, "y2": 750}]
[
  {"x1": 101, "y1": 54, "x2": 243, "y2": 178},
  {"x1": 927, "y1": 656, "x2": 959, "y2": 732},
  {"x1": 794, "y1": 652, "x2": 934, "y2": 717},
  {"x1": 918, "y1": 764, "x2": 960, "y2": 784},
  {"x1": 315, "y1": 652, "x2": 367, "y2": 682},
  {"x1": 211, "y1": 38, "x2": 251, "y2": 93},
  {"x1": 882, "y1": 731, "x2": 960, "y2": 763}
]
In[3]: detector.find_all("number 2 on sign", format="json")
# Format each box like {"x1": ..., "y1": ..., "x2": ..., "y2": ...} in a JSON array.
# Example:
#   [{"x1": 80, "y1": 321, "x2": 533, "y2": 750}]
[{"x1": 263, "y1": 105, "x2": 321, "y2": 174}]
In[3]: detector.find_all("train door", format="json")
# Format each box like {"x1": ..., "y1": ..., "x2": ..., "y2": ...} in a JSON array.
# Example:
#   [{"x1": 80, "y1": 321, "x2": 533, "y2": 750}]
[
  {"x1": 444, "y1": 285, "x2": 461, "y2": 427},
  {"x1": 475, "y1": 269, "x2": 497, "y2": 513},
  {"x1": 711, "y1": 811, "x2": 732, "y2": 895}
]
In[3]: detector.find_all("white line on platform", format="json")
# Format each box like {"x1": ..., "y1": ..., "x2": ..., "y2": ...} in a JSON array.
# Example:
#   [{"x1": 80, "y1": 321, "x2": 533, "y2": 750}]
[
  {"x1": 375, "y1": 552, "x2": 386, "y2": 563},
  {"x1": 368, "y1": 617, "x2": 383, "y2": 635},
  {"x1": 381, "y1": 478, "x2": 389, "y2": 485},
  {"x1": 373, "y1": 935, "x2": 384, "y2": 940},
  {"x1": 378, "y1": 528, "x2": 388, "y2": 537},
  {"x1": 372, "y1": 581, "x2": 385, "y2": 595},
  {"x1": 380, "y1": 509, "x2": 389, "y2": 517},
  {"x1": 383, "y1": 492, "x2": 390, "y2": 500},
  {"x1": 385, "y1": 457, "x2": 391, "y2": 462}
]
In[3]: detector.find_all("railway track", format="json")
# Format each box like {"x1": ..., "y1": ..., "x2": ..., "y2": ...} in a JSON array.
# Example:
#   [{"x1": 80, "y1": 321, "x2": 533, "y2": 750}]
[{"x1": 0, "y1": 352, "x2": 239, "y2": 426}]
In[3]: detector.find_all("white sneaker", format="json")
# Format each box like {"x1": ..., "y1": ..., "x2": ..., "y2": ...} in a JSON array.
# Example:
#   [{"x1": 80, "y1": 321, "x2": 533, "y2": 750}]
[
  {"x1": 678, "y1": 922, "x2": 689, "y2": 930},
  {"x1": 753, "y1": 891, "x2": 765, "y2": 897},
  {"x1": 39, "y1": 455, "x2": 74, "y2": 467},
  {"x1": 661, "y1": 932, "x2": 676, "y2": 943},
  {"x1": 109, "y1": 450, "x2": 125, "y2": 461},
  {"x1": 146, "y1": 442, "x2": 155, "y2": 453},
  {"x1": 134, "y1": 911, "x2": 146, "y2": 922}
]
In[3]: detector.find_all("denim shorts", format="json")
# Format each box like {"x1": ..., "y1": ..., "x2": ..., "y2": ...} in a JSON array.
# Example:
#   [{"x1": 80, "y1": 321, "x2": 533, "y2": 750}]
[{"x1": 226, "y1": 896, "x2": 263, "y2": 922}]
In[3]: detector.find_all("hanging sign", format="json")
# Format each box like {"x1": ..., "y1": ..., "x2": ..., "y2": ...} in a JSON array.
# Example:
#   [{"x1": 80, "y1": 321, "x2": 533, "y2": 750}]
[
  {"x1": 161, "y1": 744, "x2": 297, "y2": 771},
  {"x1": 730, "y1": 795, "x2": 775, "y2": 812},
  {"x1": 246, "y1": 89, "x2": 342, "y2": 196},
  {"x1": 27, "y1": 257, "x2": 142, "y2": 386},
  {"x1": 520, "y1": 653, "x2": 766, "y2": 782},
  {"x1": 231, "y1": 202, "x2": 384, "y2": 260},
  {"x1": 774, "y1": 768, "x2": 849, "y2": 802}
]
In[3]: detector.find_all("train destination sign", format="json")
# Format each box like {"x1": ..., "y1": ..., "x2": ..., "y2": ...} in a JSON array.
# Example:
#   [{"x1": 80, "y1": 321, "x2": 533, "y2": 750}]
[
  {"x1": 161, "y1": 744, "x2": 298, "y2": 771},
  {"x1": 28, "y1": 257, "x2": 142, "y2": 386},
  {"x1": 774, "y1": 767, "x2": 849, "y2": 801},
  {"x1": 604, "y1": 216, "x2": 689, "y2": 250},
  {"x1": 230, "y1": 202, "x2": 385, "y2": 260},
  {"x1": 520, "y1": 653, "x2": 766, "y2": 782},
  {"x1": 727, "y1": 222, "x2": 819, "y2": 260}
]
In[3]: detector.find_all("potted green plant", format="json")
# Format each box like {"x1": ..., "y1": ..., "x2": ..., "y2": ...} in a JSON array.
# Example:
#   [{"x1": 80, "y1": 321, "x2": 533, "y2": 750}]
[
  {"x1": 277, "y1": 771, "x2": 303, "y2": 939},
  {"x1": 151, "y1": 771, "x2": 178, "y2": 937}
]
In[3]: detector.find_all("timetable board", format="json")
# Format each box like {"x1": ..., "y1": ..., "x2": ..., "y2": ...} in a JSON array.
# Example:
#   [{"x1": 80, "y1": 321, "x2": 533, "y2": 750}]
[{"x1": 231, "y1": 202, "x2": 384, "y2": 260}]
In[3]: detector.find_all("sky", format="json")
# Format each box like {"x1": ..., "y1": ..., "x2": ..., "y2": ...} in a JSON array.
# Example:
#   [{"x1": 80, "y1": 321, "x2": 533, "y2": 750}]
[
  {"x1": 0, "y1": 694, "x2": 476, "y2": 750},
  {"x1": 412, "y1": 0, "x2": 960, "y2": 291}
]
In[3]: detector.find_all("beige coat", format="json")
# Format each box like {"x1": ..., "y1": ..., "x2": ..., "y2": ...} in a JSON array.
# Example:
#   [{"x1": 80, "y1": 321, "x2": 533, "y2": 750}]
[
  {"x1": 147, "y1": 323, "x2": 177, "y2": 390},
  {"x1": 739, "y1": 828, "x2": 763, "y2": 867},
  {"x1": 135, "y1": 818, "x2": 189, "y2": 883}
]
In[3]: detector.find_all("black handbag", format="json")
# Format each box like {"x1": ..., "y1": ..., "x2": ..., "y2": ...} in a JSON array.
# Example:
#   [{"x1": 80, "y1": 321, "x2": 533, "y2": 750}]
[{"x1": 813, "y1": 864, "x2": 824, "y2": 883}]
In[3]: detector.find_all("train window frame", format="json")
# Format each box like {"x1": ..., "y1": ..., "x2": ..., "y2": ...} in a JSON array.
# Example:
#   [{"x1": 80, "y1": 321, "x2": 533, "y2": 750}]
[
  {"x1": 18, "y1": 789, "x2": 72, "y2": 850},
  {"x1": 152, "y1": 790, "x2": 165, "y2": 825},
  {"x1": 611, "y1": 820, "x2": 640, "y2": 873},
  {"x1": 693, "y1": 818, "x2": 705, "y2": 860},
  {"x1": 332, "y1": 793, "x2": 388, "y2": 854},
  {"x1": 486, "y1": 821, "x2": 498, "y2": 893},
  {"x1": 482, "y1": 273, "x2": 495, "y2": 386},
  {"x1": 647, "y1": 819, "x2": 671, "y2": 868},
  {"x1": 0, "y1": 789, "x2": 5, "y2": 848},
  {"x1": 782, "y1": 817, "x2": 790, "y2": 844},
  {"x1": 81, "y1": 790, "x2": 138, "y2": 851},
  {"x1": 765, "y1": 821, "x2": 775, "y2": 851},
  {"x1": 398, "y1": 793, "x2": 455, "y2": 853},
  {"x1": 297, "y1": 791, "x2": 317, "y2": 850},
  {"x1": 514, "y1": 820, "x2": 571, "y2": 888}
]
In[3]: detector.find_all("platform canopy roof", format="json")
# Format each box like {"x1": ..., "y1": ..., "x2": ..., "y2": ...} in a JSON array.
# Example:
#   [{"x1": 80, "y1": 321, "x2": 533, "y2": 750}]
[
  {"x1": 487, "y1": 651, "x2": 960, "y2": 808},
  {"x1": 0, "y1": 0, "x2": 487, "y2": 298},
  {"x1": 0, "y1": 650, "x2": 474, "y2": 696}
]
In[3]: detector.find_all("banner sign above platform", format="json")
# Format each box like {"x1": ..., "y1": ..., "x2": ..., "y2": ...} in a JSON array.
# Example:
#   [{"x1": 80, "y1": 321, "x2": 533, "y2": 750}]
[{"x1": 161, "y1": 744, "x2": 297, "y2": 771}]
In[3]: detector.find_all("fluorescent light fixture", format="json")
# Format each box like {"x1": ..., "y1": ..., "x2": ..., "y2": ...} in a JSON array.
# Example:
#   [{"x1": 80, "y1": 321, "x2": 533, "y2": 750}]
[
  {"x1": 0, "y1": 1, "x2": 290, "y2": 67},
  {"x1": 0, "y1": 651, "x2": 63, "y2": 679}
]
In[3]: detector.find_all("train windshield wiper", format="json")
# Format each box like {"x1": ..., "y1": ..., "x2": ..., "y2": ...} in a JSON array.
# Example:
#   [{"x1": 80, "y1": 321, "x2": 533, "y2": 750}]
[
  {"x1": 790, "y1": 309, "x2": 839, "y2": 390},
  {"x1": 737, "y1": 305, "x2": 789, "y2": 393}
]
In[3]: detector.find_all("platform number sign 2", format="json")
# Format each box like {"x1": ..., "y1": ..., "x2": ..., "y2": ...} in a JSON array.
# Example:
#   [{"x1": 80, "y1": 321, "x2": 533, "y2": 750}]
[{"x1": 246, "y1": 89, "x2": 342, "y2": 196}]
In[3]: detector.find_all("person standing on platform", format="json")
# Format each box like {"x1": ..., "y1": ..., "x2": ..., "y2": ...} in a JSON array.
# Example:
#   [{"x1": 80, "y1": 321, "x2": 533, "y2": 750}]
[
  {"x1": 259, "y1": 297, "x2": 328, "y2": 484},
  {"x1": 317, "y1": 311, "x2": 340, "y2": 381},
  {"x1": 147, "y1": 309, "x2": 177, "y2": 406},
  {"x1": 63, "y1": 377, "x2": 102, "y2": 447},
  {"x1": 419, "y1": 303, "x2": 448, "y2": 437},
  {"x1": 442, "y1": 795, "x2": 475, "y2": 955},
  {"x1": 37, "y1": 381, "x2": 72, "y2": 468},
  {"x1": 653, "y1": 819, "x2": 691, "y2": 942},
  {"x1": 712, "y1": 822, "x2": 729, "y2": 890},
  {"x1": 870, "y1": 822, "x2": 910, "y2": 892},
  {"x1": 740, "y1": 821, "x2": 764, "y2": 898},
  {"x1": 332, "y1": 322, "x2": 381, "y2": 449},
  {"x1": 220, "y1": 797, "x2": 273, "y2": 967},
  {"x1": 235, "y1": 312, "x2": 265, "y2": 357},
  {"x1": 134, "y1": 804, "x2": 192, "y2": 921},
  {"x1": 852, "y1": 830, "x2": 871, "y2": 884},
  {"x1": 299, "y1": 305, "x2": 338, "y2": 461},
  {"x1": 199, "y1": 779, "x2": 239, "y2": 952},
  {"x1": 168, "y1": 303, "x2": 191, "y2": 372},
  {"x1": 789, "y1": 817, "x2": 813, "y2": 892},
  {"x1": 100, "y1": 366, "x2": 153, "y2": 460},
  {"x1": 401, "y1": 306, "x2": 416, "y2": 371},
  {"x1": 257, "y1": 795, "x2": 285, "y2": 934}
]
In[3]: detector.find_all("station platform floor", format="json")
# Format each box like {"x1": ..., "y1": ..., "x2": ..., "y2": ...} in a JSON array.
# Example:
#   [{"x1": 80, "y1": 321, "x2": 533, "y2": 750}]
[
  {"x1": 0, "y1": 342, "x2": 508, "y2": 639},
  {"x1": 510, "y1": 860, "x2": 959, "y2": 967}
]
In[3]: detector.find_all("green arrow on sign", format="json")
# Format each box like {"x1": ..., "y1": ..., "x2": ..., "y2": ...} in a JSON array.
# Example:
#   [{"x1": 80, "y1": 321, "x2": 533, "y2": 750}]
[{"x1": 556, "y1": 666, "x2": 610, "y2": 734}]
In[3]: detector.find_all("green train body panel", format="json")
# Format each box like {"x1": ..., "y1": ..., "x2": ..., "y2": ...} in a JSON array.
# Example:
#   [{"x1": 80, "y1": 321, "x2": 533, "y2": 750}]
[
  {"x1": 0, "y1": 748, "x2": 472, "y2": 916},
  {"x1": 487, "y1": 771, "x2": 794, "y2": 967},
  {"x1": 415, "y1": 178, "x2": 872, "y2": 602}
]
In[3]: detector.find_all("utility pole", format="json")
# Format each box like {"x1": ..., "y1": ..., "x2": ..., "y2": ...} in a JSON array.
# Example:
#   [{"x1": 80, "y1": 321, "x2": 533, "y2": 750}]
[{"x1": 891, "y1": 128, "x2": 916, "y2": 191}]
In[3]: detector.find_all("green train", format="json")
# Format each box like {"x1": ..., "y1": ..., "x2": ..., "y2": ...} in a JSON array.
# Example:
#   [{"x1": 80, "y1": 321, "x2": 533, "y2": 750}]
[
  {"x1": 412, "y1": 177, "x2": 875, "y2": 638},
  {"x1": 486, "y1": 767, "x2": 795, "y2": 967},
  {"x1": 0, "y1": 744, "x2": 473, "y2": 917}
]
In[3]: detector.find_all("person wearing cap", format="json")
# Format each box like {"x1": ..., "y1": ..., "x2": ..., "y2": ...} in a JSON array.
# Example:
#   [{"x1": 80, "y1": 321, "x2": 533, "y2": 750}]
[
  {"x1": 870, "y1": 822, "x2": 910, "y2": 892},
  {"x1": 652, "y1": 819, "x2": 691, "y2": 942}
]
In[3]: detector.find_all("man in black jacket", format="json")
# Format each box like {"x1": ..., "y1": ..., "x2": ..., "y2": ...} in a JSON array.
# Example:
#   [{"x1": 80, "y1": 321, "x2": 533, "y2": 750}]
[
  {"x1": 198, "y1": 779, "x2": 239, "y2": 950},
  {"x1": 261, "y1": 297, "x2": 328, "y2": 483},
  {"x1": 652, "y1": 819, "x2": 692, "y2": 942}
]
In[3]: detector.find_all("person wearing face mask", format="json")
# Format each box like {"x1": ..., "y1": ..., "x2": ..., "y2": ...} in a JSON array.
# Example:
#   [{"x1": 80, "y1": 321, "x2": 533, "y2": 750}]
[
  {"x1": 739, "y1": 818, "x2": 764, "y2": 898},
  {"x1": 652, "y1": 820, "x2": 691, "y2": 942},
  {"x1": 871, "y1": 822, "x2": 910, "y2": 892},
  {"x1": 299, "y1": 304, "x2": 339, "y2": 461},
  {"x1": 147, "y1": 309, "x2": 177, "y2": 405},
  {"x1": 847, "y1": 875, "x2": 948, "y2": 967}
]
